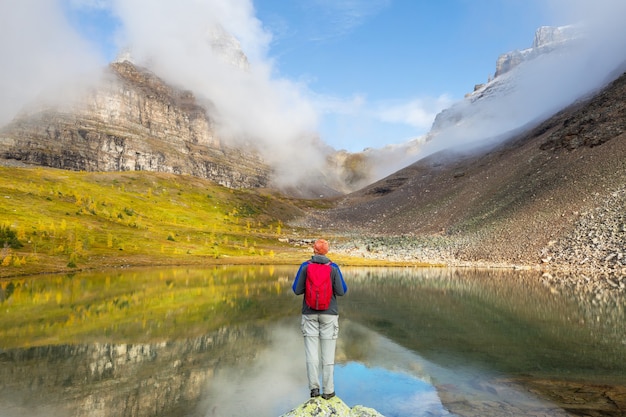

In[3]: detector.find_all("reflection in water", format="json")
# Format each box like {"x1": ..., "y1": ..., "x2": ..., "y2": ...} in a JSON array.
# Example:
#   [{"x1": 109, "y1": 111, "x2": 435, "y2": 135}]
[
  {"x1": 342, "y1": 267, "x2": 626, "y2": 382},
  {"x1": 337, "y1": 363, "x2": 444, "y2": 417},
  {"x1": 336, "y1": 320, "x2": 566, "y2": 417},
  {"x1": 197, "y1": 322, "x2": 305, "y2": 417},
  {"x1": 336, "y1": 322, "x2": 454, "y2": 417},
  {"x1": 0, "y1": 266, "x2": 625, "y2": 417},
  {"x1": 0, "y1": 265, "x2": 295, "y2": 348},
  {"x1": 198, "y1": 320, "x2": 455, "y2": 417},
  {"x1": 0, "y1": 325, "x2": 274, "y2": 417},
  {"x1": 200, "y1": 319, "x2": 571, "y2": 417}
]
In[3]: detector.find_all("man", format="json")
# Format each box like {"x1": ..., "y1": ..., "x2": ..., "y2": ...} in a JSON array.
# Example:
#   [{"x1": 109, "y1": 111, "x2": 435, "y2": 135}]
[{"x1": 292, "y1": 239, "x2": 348, "y2": 400}]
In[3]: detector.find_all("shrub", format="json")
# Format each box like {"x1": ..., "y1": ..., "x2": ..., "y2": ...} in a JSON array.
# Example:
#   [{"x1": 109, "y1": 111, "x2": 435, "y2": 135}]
[
  {"x1": 0, "y1": 226, "x2": 23, "y2": 249},
  {"x1": 68, "y1": 252, "x2": 78, "y2": 268}
]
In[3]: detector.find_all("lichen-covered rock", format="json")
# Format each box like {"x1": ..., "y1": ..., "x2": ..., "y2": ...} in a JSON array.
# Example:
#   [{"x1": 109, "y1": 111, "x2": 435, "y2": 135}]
[
  {"x1": 279, "y1": 396, "x2": 384, "y2": 417},
  {"x1": 350, "y1": 405, "x2": 385, "y2": 417}
]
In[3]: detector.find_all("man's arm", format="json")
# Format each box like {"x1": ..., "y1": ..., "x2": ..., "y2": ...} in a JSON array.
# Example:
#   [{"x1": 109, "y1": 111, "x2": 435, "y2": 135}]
[
  {"x1": 331, "y1": 263, "x2": 347, "y2": 295},
  {"x1": 292, "y1": 262, "x2": 308, "y2": 295}
]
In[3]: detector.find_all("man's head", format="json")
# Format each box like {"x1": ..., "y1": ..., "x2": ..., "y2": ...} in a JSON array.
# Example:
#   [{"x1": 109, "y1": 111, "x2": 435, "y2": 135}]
[{"x1": 313, "y1": 239, "x2": 329, "y2": 255}]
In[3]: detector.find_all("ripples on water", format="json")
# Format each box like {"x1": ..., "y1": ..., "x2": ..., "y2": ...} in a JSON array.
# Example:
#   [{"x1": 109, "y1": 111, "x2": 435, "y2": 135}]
[{"x1": 0, "y1": 266, "x2": 624, "y2": 416}]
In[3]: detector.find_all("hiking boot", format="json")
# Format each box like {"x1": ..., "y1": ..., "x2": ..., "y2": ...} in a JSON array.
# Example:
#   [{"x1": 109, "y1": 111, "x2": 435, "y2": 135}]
[
  {"x1": 310, "y1": 388, "x2": 320, "y2": 398},
  {"x1": 322, "y1": 392, "x2": 335, "y2": 400}
]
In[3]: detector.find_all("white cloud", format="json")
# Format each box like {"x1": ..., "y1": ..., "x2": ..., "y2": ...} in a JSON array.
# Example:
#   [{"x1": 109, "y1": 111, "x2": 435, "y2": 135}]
[
  {"x1": 376, "y1": 95, "x2": 454, "y2": 131},
  {"x1": 0, "y1": 0, "x2": 104, "y2": 126},
  {"x1": 105, "y1": 0, "x2": 324, "y2": 186},
  {"x1": 307, "y1": 91, "x2": 448, "y2": 152},
  {"x1": 68, "y1": 0, "x2": 109, "y2": 9},
  {"x1": 313, "y1": 93, "x2": 367, "y2": 116}
]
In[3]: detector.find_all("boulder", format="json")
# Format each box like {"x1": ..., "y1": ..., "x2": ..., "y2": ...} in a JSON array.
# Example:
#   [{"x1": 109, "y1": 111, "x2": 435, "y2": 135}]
[{"x1": 279, "y1": 396, "x2": 384, "y2": 417}]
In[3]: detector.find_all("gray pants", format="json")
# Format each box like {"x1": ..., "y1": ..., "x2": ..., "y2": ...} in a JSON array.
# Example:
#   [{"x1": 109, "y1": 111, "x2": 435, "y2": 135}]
[{"x1": 301, "y1": 314, "x2": 339, "y2": 394}]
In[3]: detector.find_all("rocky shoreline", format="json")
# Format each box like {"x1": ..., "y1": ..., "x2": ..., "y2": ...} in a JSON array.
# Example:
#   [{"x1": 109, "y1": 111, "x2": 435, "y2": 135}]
[
  {"x1": 541, "y1": 184, "x2": 626, "y2": 279},
  {"x1": 327, "y1": 183, "x2": 625, "y2": 293}
]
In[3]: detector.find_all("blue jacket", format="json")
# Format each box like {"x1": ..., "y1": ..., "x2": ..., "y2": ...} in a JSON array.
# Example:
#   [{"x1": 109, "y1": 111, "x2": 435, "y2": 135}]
[{"x1": 292, "y1": 255, "x2": 348, "y2": 315}]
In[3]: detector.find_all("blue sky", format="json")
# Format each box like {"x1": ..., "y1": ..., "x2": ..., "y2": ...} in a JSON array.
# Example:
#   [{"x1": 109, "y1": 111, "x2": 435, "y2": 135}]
[
  {"x1": 255, "y1": 1, "x2": 548, "y2": 97},
  {"x1": 54, "y1": 0, "x2": 561, "y2": 153},
  {"x1": 250, "y1": 1, "x2": 557, "y2": 151}
]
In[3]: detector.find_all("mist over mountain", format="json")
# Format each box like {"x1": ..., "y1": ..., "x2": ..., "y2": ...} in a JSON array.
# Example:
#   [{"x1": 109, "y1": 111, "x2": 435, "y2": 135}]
[
  {"x1": 287, "y1": 5, "x2": 626, "y2": 275},
  {"x1": 417, "y1": 10, "x2": 626, "y2": 161},
  {"x1": 298, "y1": 68, "x2": 626, "y2": 278},
  {"x1": 2, "y1": 0, "x2": 626, "y2": 198},
  {"x1": 0, "y1": 1, "x2": 331, "y2": 192}
]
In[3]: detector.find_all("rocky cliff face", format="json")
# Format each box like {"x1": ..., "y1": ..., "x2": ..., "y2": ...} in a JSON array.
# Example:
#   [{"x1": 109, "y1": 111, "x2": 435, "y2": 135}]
[
  {"x1": 429, "y1": 24, "x2": 591, "y2": 144},
  {"x1": 495, "y1": 25, "x2": 576, "y2": 78},
  {"x1": 0, "y1": 61, "x2": 270, "y2": 189}
]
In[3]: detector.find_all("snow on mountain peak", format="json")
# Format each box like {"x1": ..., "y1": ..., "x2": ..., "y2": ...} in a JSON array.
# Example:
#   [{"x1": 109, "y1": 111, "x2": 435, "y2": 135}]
[{"x1": 420, "y1": 23, "x2": 623, "y2": 159}]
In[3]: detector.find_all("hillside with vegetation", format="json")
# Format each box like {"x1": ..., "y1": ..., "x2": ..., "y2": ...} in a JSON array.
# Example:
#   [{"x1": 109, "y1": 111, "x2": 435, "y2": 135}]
[{"x1": 0, "y1": 166, "x2": 322, "y2": 278}]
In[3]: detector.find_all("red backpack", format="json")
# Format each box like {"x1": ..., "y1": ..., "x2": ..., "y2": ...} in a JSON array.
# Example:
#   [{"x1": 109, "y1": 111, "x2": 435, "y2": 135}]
[{"x1": 305, "y1": 262, "x2": 333, "y2": 310}]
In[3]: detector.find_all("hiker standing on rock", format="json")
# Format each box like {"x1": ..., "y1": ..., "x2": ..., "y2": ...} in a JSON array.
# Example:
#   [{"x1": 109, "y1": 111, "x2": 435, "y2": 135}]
[{"x1": 292, "y1": 239, "x2": 348, "y2": 400}]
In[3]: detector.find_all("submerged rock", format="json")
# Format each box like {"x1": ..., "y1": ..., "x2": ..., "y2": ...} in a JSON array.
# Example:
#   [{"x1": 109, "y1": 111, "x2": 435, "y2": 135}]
[{"x1": 279, "y1": 396, "x2": 384, "y2": 417}]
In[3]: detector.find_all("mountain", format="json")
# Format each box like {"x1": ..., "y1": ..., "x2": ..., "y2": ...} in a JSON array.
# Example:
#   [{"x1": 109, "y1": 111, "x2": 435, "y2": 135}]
[
  {"x1": 0, "y1": 20, "x2": 371, "y2": 197},
  {"x1": 0, "y1": 22, "x2": 624, "y2": 278},
  {"x1": 0, "y1": 59, "x2": 379, "y2": 197},
  {"x1": 494, "y1": 25, "x2": 578, "y2": 79},
  {"x1": 0, "y1": 24, "x2": 590, "y2": 199},
  {"x1": 297, "y1": 70, "x2": 626, "y2": 279},
  {"x1": 0, "y1": 61, "x2": 270, "y2": 189}
]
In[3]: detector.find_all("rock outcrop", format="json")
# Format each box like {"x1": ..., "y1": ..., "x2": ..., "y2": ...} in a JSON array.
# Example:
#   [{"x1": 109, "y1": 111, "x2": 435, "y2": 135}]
[
  {"x1": 495, "y1": 25, "x2": 576, "y2": 78},
  {"x1": 280, "y1": 396, "x2": 384, "y2": 417},
  {"x1": 0, "y1": 61, "x2": 270, "y2": 189},
  {"x1": 431, "y1": 25, "x2": 581, "y2": 136}
]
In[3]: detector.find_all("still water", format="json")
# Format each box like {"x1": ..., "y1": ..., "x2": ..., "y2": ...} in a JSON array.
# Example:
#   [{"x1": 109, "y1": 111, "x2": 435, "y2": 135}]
[{"x1": 0, "y1": 266, "x2": 625, "y2": 417}]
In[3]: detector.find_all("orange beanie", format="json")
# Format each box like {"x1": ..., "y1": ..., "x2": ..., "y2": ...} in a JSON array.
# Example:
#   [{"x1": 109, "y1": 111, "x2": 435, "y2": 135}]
[{"x1": 313, "y1": 239, "x2": 329, "y2": 255}]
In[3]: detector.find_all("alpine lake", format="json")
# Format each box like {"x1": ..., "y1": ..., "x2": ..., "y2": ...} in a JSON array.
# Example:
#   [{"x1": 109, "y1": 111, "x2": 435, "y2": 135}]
[{"x1": 1, "y1": 266, "x2": 625, "y2": 417}]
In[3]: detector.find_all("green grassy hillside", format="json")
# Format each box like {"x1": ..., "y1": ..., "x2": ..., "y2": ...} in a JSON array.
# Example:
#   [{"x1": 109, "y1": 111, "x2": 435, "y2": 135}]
[{"x1": 0, "y1": 166, "x2": 318, "y2": 277}]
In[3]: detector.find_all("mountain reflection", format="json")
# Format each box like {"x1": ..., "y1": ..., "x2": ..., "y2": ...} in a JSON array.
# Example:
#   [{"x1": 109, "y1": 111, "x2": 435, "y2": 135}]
[
  {"x1": 342, "y1": 267, "x2": 626, "y2": 379},
  {"x1": 0, "y1": 324, "x2": 273, "y2": 417}
]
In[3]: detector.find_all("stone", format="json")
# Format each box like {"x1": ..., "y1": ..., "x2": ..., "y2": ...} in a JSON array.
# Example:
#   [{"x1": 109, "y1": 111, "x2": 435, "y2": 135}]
[{"x1": 279, "y1": 396, "x2": 385, "y2": 417}]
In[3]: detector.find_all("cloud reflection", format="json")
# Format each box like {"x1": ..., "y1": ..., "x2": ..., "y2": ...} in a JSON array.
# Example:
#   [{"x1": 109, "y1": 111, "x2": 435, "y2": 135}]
[
  {"x1": 198, "y1": 319, "x2": 450, "y2": 417},
  {"x1": 336, "y1": 363, "x2": 449, "y2": 417},
  {"x1": 198, "y1": 320, "x2": 306, "y2": 417}
]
